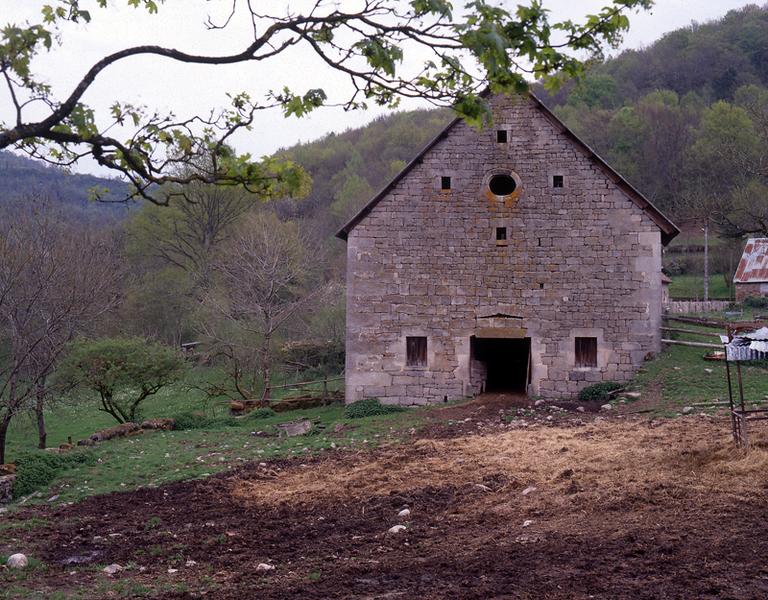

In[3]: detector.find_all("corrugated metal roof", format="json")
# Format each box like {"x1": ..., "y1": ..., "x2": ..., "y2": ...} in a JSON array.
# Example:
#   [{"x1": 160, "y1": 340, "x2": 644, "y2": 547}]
[
  {"x1": 724, "y1": 327, "x2": 768, "y2": 361},
  {"x1": 734, "y1": 238, "x2": 768, "y2": 283}
]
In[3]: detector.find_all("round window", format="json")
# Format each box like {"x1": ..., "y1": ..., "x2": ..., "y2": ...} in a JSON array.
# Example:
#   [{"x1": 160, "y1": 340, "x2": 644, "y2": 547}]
[{"x1": 489, "y1": 174, "x2": 517, "y2": 196}]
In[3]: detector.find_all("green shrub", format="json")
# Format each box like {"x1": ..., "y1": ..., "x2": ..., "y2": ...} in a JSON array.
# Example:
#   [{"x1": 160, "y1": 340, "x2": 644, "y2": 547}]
[
  {"x1": 344, "y1": 398, "x2": 406, "y2": 419},
  {"x1": 578, "y1": 381, "x2": 624, "y2": 403},
  {"x1": 12, "y1": 450, "x2": 96, "y2": 498},
  {"x1": 56, "y1": 337, "x2": 186, "y2": 424},
  {"x1": 744, "y1": 296, "x2": 768, "y2": 309},
  {"x1": 173, "y1": 407, "x2": 275, "y2": 430},
  {"x1": 242, "y1": 407, "x2": 276, "y2": 422},
  {"x1": 172, "y1": 412, "x2": 237, "y2": 430}
]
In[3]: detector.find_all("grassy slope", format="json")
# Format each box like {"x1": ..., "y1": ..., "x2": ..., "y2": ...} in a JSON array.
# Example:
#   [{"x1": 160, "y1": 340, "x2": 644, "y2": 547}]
[
  {"x1": 6, "y1": 319, "x2": 768, "y2": 507},
  {"x1": 668, "y1": 274, "x2": 733, "y2": 300},
  {"x1": 4, "y1": 370, "x2": 413, "y2": 505},
  {"x1": 635, "y1": 318, "x2": 768, "y2": 415}
]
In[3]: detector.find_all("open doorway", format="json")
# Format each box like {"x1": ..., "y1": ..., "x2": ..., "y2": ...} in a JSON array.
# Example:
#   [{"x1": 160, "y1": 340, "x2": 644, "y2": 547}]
[{"x1": 471, "y1": 337, "x2": 531, "y2": 393}]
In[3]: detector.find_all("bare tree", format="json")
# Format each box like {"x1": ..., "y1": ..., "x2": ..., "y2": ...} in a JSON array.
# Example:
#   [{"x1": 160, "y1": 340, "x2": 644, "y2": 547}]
[
  {"x1": 0, "y1": 205, "x2": 121, "y2": 462},
  {"x1": 126, "y1": 183, "x2": 262, "y2": 290},
  {"x1": 202, "y1": 211, "x2": 326, "y2": 402}
]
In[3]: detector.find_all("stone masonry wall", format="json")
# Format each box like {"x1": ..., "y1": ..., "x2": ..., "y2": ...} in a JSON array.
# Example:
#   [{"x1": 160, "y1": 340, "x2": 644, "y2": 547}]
[
  {"x1": 735, "y1": 282, "x2": 768, "y2": 301},
  {"x1": 344, "y1": 94, "x2": 663, "y2": 404}
]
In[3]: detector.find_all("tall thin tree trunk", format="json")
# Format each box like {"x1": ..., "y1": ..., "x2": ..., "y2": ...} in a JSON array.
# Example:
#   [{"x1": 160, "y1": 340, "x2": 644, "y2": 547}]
[
  {"x1": 35, "y1": 385, "x2": 47, "y2": 450},
  {"x1": 703, "y1": 220, "x2": 709, "y2": 302},
  {"x1": 260, "y1": 333, "x2": 272, "y2": 403},
  {"x1": 0, "y1": 414, "x2": 11, "y2": 465}
]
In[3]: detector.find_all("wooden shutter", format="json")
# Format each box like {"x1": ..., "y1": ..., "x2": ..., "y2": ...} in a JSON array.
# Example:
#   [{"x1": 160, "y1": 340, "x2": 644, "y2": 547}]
[
  {"x1": 406, "y1": 336, "x2": 427, "y2": 367},
  {"x1": 575, "y1": 337, "x2": 597, "y2": 368}
]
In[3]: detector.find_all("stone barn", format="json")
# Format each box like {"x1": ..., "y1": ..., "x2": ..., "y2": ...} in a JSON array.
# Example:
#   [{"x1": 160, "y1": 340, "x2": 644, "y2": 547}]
[
  {"x1": 336, "y1": 93, "x2": 679, "y2": 404},
  {"x1": 734, "y1": 238, "x2": 768, "y2": 301}
]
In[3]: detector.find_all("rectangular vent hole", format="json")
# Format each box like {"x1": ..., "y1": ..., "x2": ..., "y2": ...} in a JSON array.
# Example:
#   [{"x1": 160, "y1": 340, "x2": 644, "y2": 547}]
[
  {"x1": 441, "y1": 176, "x2": 451, "y2": 190},
  {"x1": 553, "y1": 175, "x2": 564, "y2": 188},
  {"x1": 496, "y1": 130, "x2": 508, "y2": 143}
]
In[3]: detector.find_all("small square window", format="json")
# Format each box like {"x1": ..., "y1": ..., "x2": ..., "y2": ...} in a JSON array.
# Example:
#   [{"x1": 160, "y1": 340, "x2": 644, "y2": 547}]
[
  {"x1": 440, "y1": 176, "x2": 451, "y2": 190},
  {"x1": 496, "y1": 130, "x2": 508, "y2": 143},
  {"x1": 553, "y1": 175, "x2": 564, "y2": 188},
  {"x1": 496, "y1": 227, "x2": 507, "y2": 241},
  {"x1": 406, "y1": 336, "x2": 427, "y2": 367},
  {"x1": 539, "y1": 282, "x2": 544, "y2": 289},
  {"x1": 575, "y1": 337, "x2": 597, "y2": 368}
]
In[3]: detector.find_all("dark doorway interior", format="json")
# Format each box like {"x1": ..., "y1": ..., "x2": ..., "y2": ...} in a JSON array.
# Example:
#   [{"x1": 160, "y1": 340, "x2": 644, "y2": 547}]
[{"x1": 472, "y1": 337, "x2": 530, "y2": 393}]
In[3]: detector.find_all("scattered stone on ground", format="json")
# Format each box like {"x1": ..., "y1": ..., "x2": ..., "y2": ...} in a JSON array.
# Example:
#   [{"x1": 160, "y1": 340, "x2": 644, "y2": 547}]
[
  {"x1": 388, "y1": 525, "x2": 407, "y2": 534},
  {"x1": 102, "y1": 564, "x2": 123, "y2": 575},
  {"x1": 141, "y1": 418, "x2": 176, "y2": 431},
  {"x1": 522, "y1": 520, "x2": 534, "y2": 528},
  {"x1": 275, "y1": 419, "x2": 313, "y2": 437},
  {"x1": 683, "y1": 406, "x2": 695, "y2": 415},
  {"x1": 256, "y1": 563, "x2": 275, "y2": 573},
  {"x1": 398, "y1": 508, "x2": 411, "y2": 518},
  {"x1": 601, "y1": 404, "x2": 613, "y2": 411},
  {"x1": 0, "y1": 474, "x2": 15, "y2": 504},
  {"x1": 7, "y1": 554, "x2": 28, "y2": 569},
  {"x1": 704, "y1": 368, "x2": 713, "y2": 374},
  {"x1": 84, "y1": 423, "x2": 140, "y2": 446},
  {"x1": 521, "y1": 486, "x2": 537, "y2": 496},
  {"x1": 625, "y1": 392, "x2": 642, "y2": 398}
]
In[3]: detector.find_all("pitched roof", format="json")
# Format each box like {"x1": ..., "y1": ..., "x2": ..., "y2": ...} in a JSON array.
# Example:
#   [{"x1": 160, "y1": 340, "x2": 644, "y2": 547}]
[
  {"x1": 336, "y1": 92, "x2": 679, "y2": 245},
  {"x1": 734, "y1": 238, "x2": 768, "y2": 283}
]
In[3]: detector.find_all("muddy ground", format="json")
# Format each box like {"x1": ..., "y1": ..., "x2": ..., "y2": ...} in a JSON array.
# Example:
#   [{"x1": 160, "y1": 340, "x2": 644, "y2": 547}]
[{"x1": 3, "y1": 399, "x2": 768, "y2": 599}]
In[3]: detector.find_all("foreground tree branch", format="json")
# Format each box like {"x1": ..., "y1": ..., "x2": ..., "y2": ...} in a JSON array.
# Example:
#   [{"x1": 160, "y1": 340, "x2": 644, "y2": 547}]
[{"x1": 0, "y1": 0, "x2": 653, "y2": 204}]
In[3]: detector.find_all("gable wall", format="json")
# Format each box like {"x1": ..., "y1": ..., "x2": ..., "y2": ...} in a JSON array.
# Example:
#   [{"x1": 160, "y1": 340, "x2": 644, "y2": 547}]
[{"x1": 344, "y1": 95, "x2": 662, "y2": 403}]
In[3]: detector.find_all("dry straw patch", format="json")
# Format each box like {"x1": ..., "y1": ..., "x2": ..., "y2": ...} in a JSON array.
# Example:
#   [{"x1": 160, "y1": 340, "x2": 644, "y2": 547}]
[{"x1": 231, "y1": 417, "x2": 768, "y2": 511}]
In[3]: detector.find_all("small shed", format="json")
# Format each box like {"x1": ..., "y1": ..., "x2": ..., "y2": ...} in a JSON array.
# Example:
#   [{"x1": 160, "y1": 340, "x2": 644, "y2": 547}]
[{"x1": 734, "y1": 238, "x2": 768, "y2": 301}]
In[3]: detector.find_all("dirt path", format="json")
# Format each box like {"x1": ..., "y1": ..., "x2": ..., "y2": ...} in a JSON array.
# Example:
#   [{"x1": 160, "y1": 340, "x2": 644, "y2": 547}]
[{"x1": 3, "y1": 412, "x2": 768, "y2": 599}]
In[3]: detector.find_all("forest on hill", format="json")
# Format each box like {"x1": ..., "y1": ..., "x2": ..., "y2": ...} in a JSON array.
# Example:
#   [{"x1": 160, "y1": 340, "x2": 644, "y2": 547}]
[
  {"x1": 266, "y1": 4, "x2": 768, "y2": 256},
  {"x1": 267, "y1": 3, "x2": 768, "y2": 288},
  {"x1": 0, "y1": 151, "x2": 130, "y2": 222}
]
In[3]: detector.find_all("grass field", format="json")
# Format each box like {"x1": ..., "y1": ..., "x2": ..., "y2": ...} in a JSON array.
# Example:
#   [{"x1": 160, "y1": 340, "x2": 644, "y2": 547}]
[
  {"x1": 5, "y1": 318, "x2": 768, "y2": 506},
  {"x1": 668, "y1": 273, "x2": 733, "y2": 299},
  {"x1": 4, "y1": 368, "x2": 392, "y2": 505}
]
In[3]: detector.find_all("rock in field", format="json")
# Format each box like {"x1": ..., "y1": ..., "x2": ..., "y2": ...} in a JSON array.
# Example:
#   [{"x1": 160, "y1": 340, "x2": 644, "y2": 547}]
[
  {"x1": 521, "y1": 486, "x2": 537, "y2": 496},
  {"x1": 141, "y1": 418, "x2": 175, "y2": 431},
  {"x1": 398, "y1": 508, "x2": 411, "y2": 519},
  {"x1": 6, "y1": 554, "x2": 28, "y2": 569},
  {"x1": 256, "y1": 563, "x2": 275, "y2": 572},
  {"x1": 388, "y1": 525, "x2": 407, "y2": 534},
  {"x1": 102, "y1": 563, "x2": 123, "y2": 575},
  {"x1": 0, "y1": 474, "x2": 15, "y2": 504},
  {"x1": 682, "y1": 406, "x2": 694, "y2": 415},
  {"x1": 600, "y1": 403, "x2": 613, "y2": 411},
  {"x1": 275, "y1": 419, "x2": 313, "y2": 437}
]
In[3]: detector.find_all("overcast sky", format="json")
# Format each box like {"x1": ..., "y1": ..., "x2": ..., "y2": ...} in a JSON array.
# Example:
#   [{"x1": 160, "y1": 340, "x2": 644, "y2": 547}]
[{"x1": 0, "y1": 0, "x2": 760, "y2": 175}]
